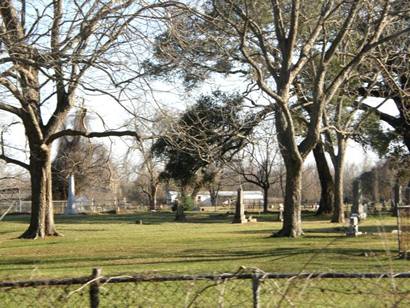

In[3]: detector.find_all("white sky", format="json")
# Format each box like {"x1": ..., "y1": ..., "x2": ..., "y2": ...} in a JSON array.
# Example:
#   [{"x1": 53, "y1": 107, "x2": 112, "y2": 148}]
[{"x1": 1, "y1": 79, "x2": 401, "y2": 177}]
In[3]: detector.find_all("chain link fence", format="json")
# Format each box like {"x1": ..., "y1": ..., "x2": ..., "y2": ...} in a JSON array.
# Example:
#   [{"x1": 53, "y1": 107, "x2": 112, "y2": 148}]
[
  {"x1": 1, "y1": 269, "x2": 410, "y2": 307},
  {"x1": 397, "y1": 205, "x2": 410, "y2": 259}
]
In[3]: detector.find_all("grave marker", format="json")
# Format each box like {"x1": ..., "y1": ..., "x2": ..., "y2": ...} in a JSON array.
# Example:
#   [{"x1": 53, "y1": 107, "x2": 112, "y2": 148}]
[
  {"x1": 64, "y1": 175, "x2": 77, "y2": 215},
  {"x1": 232, "y1": 186, "x2": 246, "y2": 223}
]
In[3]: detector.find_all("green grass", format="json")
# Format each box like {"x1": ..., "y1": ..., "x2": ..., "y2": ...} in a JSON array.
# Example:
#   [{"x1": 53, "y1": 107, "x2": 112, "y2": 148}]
[{"x1": 0, "y1": 211, "x2": 408, "y2": 281}]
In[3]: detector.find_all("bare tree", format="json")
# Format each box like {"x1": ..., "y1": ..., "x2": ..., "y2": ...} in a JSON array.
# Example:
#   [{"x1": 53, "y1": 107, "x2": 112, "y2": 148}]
[
  {"x1": 152, "y1": 1, "x2": 410, "y2": 236},
  {"x1": 231, "y1": 121, "x2": 283, "y2": 213},
  {"x1": 313, "y1": 141, "x2": 334, "y2": 215},
  {"x1": 133, "y1": 136, "x2": 163, "y2": 211},
  {"x1": 51, "y1": 109, "x2": 117, "y2": 200},
  {"x1": 152, "y1": 91, "x2": 253, "y2": 220},
  {"x1": 0, "y1": 0, "x2": 175, "y2": 238},
  {"x1": 300, "y1": 163, "x2": 321, "y2": 204},
  {"x1": 202, "y1": 164, "x2": 224, "y2": 208}
]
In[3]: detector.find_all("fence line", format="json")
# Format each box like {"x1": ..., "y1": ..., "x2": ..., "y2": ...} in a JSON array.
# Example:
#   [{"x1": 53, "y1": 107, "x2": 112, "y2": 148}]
[
  {"x1": 2, "y1": 268, "x2": 410, "y2": 307},
  {"x1": 0, "y1": 200, "x2": 145, "y2": 215},
  {"x1": 3, "y1": 270, "x2": 410, "y2": 289}
]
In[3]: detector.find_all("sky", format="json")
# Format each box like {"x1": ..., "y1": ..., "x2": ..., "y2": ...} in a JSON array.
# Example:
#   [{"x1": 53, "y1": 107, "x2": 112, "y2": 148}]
[
  {"x1": 0, "y1": 1, "x2": 403, "y2": 178},
  {"x1": 0, "y1": 73, "x2": 400, "y2": 178}
]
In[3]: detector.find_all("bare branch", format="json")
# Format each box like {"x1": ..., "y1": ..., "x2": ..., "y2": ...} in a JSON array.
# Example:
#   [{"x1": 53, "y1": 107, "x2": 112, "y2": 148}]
[{"x1": 45, "y1": 129, "x2": 141, "y2": 145}]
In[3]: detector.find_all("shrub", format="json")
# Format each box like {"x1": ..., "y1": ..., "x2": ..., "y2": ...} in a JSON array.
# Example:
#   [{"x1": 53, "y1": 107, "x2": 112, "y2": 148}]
[{"x1": 181, "y1": 196, "x2": 194, "y2": 211}]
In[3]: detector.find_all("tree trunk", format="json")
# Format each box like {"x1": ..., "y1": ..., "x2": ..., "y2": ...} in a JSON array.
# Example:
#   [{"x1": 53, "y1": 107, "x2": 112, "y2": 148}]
[
  {"x1": 371, "y1": 168, "x2": 379, "y2": 203},
  {"x1": 209, "y1": 188, "x2": 218, "y2": 207},
  {"x1": 331, "y1": 138, "x2": 347, "y2": 223},
  {"x1": 313, "y1": 143, "x2": 334, "y2": 215},
  {"x1": 190, "y1": 183, "x2": 201, "y2": 206},
  {"x1": 263, "y1": 186, "x2": 269, "y2": 213},
  {"x1": 175, "y1": 203, "x2": 186, "y2": 221},
  {"x1": 149, "y1": 184, "x2": 157, "y2": 211},
  {"x1": 20, "y1": 145, "x2": 60, "y2": 239},
  {"x1": 274, "y1": 159, "x2": 303, "y2": 237},
  {"x1": 175, "y1": 188, "x2": 187, "y2": 221}
]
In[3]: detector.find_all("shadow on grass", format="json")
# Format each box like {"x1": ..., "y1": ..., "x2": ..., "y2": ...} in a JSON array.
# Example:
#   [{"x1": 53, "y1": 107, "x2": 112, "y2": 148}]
[
  {"x1": 2, "y1": 213, "x2": 176, "y2": 225},
  {"x1": 0, "y1": 245, "x2": 393, "y2": 274},
  {"x1": 5, "y1": 212, "x2": 253, "y2": 225},
  {"x1": 304, "y1": 225, "x2": 397, "y2": 234},
  {"x1": 3, "y1": 212, "x2": 281, "y2": 225},
  {"x1": 57, "y1": 212, "x2": 234, "y2": 225},
  {"x1": 234, "y1": 224, "x2": 398, "y2": 240}
]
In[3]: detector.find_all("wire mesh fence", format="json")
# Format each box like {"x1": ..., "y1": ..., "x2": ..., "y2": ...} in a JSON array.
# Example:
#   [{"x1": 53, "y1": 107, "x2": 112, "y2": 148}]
[
  {"x1": 1, "y1": 269, "x2": 410, "y2": 307},
  {"x1": 397, "y1": 205, "x2": 410, "y2": 259}
]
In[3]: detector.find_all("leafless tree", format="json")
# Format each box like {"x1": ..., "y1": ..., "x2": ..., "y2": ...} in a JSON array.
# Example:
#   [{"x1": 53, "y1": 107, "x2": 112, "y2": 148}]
[
  {"x1": 0, "y1": 0, "x2": 177, "y2": 238},
  {"x1": 231, "y1": 120, "x2": 283, "y2": 213},
  {"x1": 154, "y1": 0, "x2": 410, "y2": 236},
  {"x1": 132, "y1": 134, "x2": 163, "y2": 211},
  {"x1": 358, "y1": 0, "x2": 410, "y2": 153},
  {"x1": 51, "y1": 109, "x2": 118, "y2": 200}
]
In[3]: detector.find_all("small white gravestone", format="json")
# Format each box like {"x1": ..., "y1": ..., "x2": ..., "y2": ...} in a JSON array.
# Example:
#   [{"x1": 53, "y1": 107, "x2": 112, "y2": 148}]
[
  {"x1": 64, "y1": 175, "x2": 78, "y2": 215},
  {"x1": 359, "y1": 203, "x2": 368, "y2": 220},
  {"x1": 346, "y1": 214, "x2": 363, "y2": 236},
  {"x1": 278, "y1": 203, "x2": 284, "y2": 221}
]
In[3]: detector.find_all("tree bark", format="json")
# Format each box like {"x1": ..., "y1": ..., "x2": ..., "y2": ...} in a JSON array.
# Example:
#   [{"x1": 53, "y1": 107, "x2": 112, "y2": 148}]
[
  {"x1": 274, "y1": 158, "x2": 303, "y2": 237},
  {"x1": 175, "y1": 188, "x2": 187, "y2": 221},
  {"x1": 209, "y1": 188, "x2": 218, "y2": 207},
  {"x1": 371, "y1": 168, "x2": 379, "y2": 203},
  {"x1": 175, "y1": 203, "x2": 186, "y2": 221},
  {"x1": 331, "y1": 138, "x2": 347, "y2": 223},
  {"x1": 263, "y1": 186, "x2": 269, "y2": 213},
  {"x1": 273, "y1": 92, "x2": 305, "y2": 237},
  {"x1": 190, "y1": 182, "x2": 201, "y2": 206},
  {"x1": 313, "y1": 143, "x2": 334, "y2": 215},
  {"x1": 149, "y1": 184, "x2": 158, "y2": 211},
  {"x1": 19, "y1": 145, "x2": 60, "y2": 239}
]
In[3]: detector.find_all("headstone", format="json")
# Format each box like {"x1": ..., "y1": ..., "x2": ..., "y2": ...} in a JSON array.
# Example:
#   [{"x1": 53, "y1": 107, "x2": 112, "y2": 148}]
[
  {"x1": 246, "y1": 215, "x2": 258, "y2": 223},
  {"x1": 278, "y1": 203, "x2": 284, "y2": 221},
  {"x1": 64, "y1": 175, "x2": 77, "y2": 215},
  {"x1": 360, "y1": 203, "x2": 368, "y2": 220},
  {"x1": 346, "y1": 214, "x2": 363, "y2": 236},
  {"x1": 232, "y1": 186, "x2": 246, "y2": 223}
]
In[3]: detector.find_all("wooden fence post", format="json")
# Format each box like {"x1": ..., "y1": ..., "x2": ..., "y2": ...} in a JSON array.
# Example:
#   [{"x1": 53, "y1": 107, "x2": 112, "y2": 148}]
[{"x1": 90, "y1": 268, "x2": 102, "y2": 308}]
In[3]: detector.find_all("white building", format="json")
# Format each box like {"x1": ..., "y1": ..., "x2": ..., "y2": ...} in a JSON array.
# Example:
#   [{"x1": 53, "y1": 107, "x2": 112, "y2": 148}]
[{"x1": 166, "y1": 190, "x2": 263, "y2": 206}]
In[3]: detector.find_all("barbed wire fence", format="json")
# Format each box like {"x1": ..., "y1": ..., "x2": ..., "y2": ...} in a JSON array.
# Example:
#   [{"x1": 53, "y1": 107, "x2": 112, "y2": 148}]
[{"x1": 1, "y1": 268, "x2": 410, "y2": 307}]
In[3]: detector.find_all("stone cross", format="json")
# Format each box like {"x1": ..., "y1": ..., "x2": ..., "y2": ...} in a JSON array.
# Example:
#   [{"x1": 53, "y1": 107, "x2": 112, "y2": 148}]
[
  {"x1": 232, "y1": 185, "x2": 246, "y2": 223},
  {"x1": 64, "y1": 174, "x2": 77, "y2": 215}
]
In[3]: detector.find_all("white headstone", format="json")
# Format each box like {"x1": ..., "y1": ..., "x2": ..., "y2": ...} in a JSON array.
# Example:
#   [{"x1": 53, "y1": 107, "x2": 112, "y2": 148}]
[
  {"x1": 346, "y1": 214, "x2": 363, "y2": 236},
  {"x1": 64, "y1": 175, "x2": 77, "y2": 215}
]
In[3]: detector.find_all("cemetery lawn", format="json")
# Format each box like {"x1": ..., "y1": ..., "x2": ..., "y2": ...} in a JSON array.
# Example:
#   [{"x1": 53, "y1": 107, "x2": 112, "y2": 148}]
[{"x1": 0, "y1": 212, "x2": 407, "y2": 281}]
